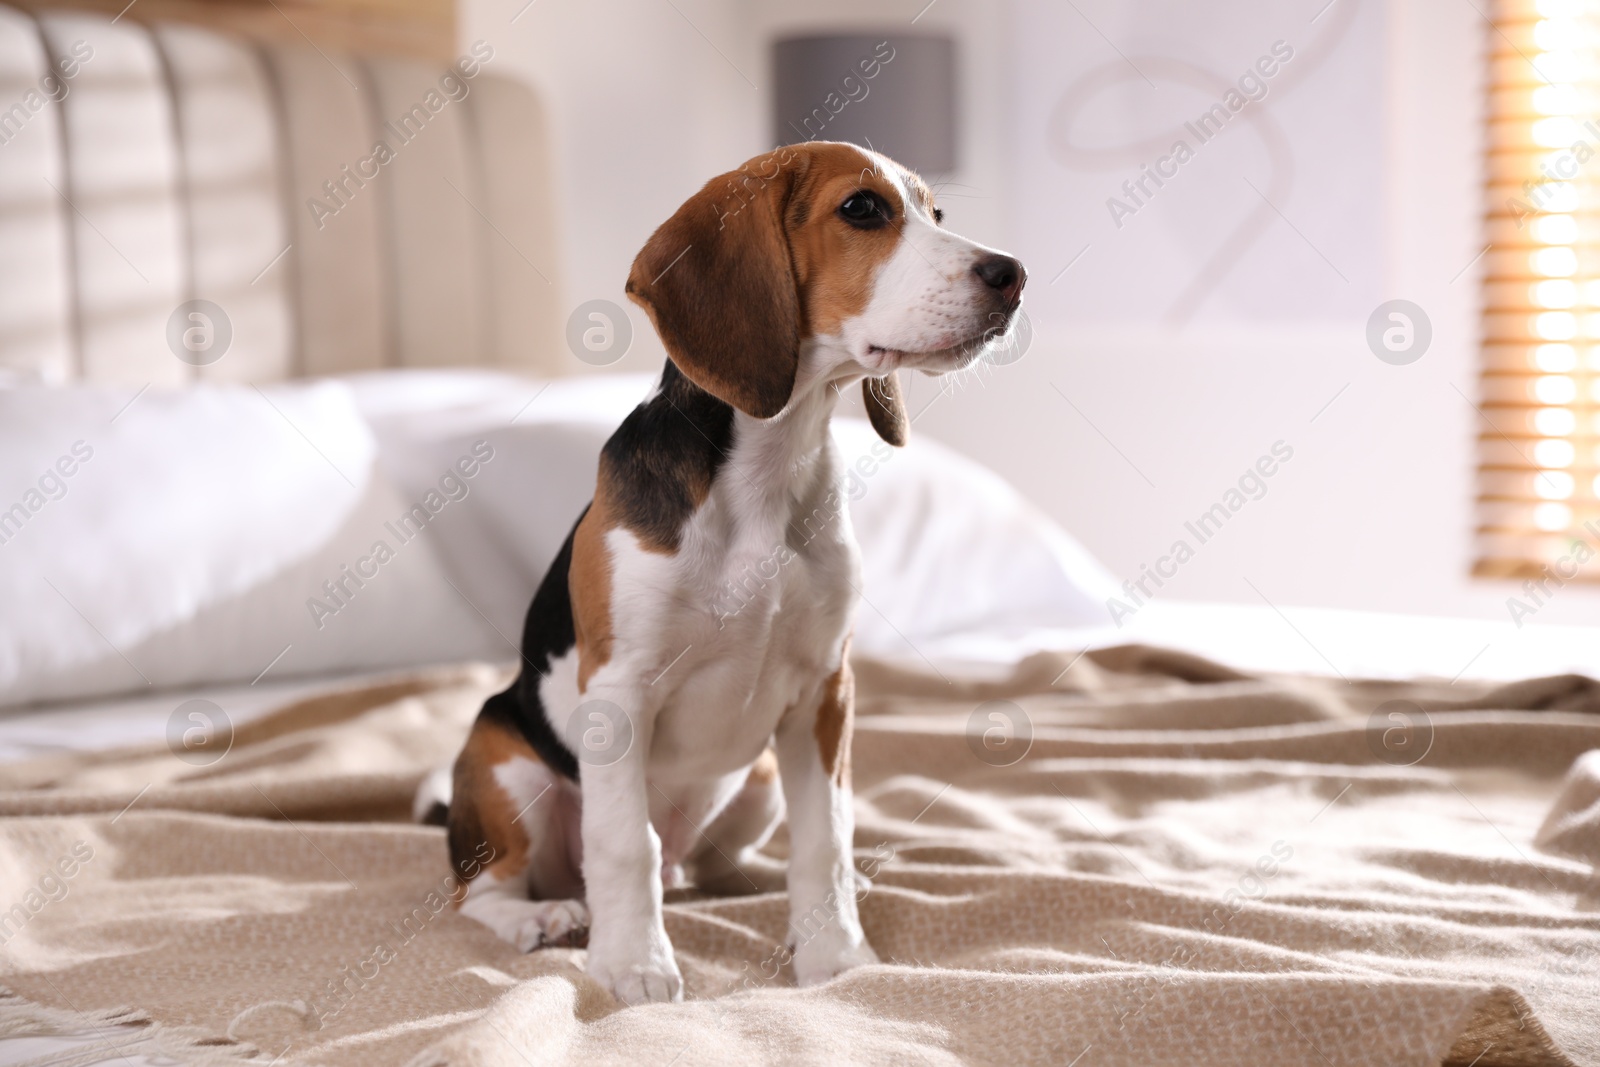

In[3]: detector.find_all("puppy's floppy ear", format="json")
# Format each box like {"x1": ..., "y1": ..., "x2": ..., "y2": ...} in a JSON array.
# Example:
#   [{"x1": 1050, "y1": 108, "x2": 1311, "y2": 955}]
[
  {"x1": 625, "y1": 155, "x2": 802, "y2": 418},
  {"x1": 862, "y1": 373, "x2": 908, "y2": 447}
]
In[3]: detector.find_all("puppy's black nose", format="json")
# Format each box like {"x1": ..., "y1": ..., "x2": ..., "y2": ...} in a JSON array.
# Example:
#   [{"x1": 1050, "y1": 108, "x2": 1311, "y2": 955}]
[{"x1": 973, "y1": 254, "x2": 1026, "y2": 307}]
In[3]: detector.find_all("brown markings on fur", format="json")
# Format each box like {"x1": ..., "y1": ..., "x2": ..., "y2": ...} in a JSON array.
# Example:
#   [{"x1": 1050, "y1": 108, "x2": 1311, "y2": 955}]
[
  {"x1": 784, "y1": 143, "x2": 911, "y2": 339},
  {"x1": 747, "y1": 746, "x2": 780, "y2": 786},
  {"x1": 571, "y1": 485, "x2": 620, "y2": 691},
  {"x1": 813, "y1": 637, "x2": 855, "y2": 787},
  {"x1": 624, "y1": 142, "x2": 928, "y2": 415},
  {"x1": 625, "y1": 147, "x2": 803, "y2": 418},
  {"x1": 862, "y1": 372, "x2": 909, "y2": 447},
  {"x1": 448, "y1": 716, "x2": 536, "y2": 897}
]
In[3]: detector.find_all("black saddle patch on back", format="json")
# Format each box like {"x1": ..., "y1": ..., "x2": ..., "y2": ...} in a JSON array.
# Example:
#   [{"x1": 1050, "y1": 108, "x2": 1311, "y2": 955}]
[
  {"x1": 599, "y1": 360, "x2": 735, "y2": 552},
  {"x1": 491, "y1": 511, "x2": 585, "y2": 781},
  {"x1": 489, "y1": 363, "x2": 737, "y2": 779}
]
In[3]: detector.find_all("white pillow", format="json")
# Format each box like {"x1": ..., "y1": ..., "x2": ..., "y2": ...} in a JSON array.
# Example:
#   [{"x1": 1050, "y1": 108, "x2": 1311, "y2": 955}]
[
  {"x1": 832, "y1": 419, "x2": 1118, "y2": 655},
  {"x1": 0, "y1": 369, "x2": 1118, "y2": 710},
  {"x1": 343, "y1": 369, "x2": 649, "y2": 643},
  {"x1": 0, "y1": 381, "x2": 498, "y2": 710},
  {"x1": 343, "y1": 369, "x2": 1118, "y2": 663}
]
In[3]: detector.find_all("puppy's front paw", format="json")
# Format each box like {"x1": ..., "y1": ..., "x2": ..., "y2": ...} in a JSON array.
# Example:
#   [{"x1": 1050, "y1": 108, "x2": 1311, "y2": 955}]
[
  {"x1": 792, "y1": 935, "x2": 879, "y2": 988},
  {"x1": 587, "y1": 945, "x2": 683, "y2": 1005}
]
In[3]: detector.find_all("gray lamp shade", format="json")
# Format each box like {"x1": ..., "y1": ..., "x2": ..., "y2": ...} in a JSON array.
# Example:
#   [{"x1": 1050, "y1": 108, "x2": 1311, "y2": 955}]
[{"x1": 771, "y1": 34, "x2": 956, "y2": 174}]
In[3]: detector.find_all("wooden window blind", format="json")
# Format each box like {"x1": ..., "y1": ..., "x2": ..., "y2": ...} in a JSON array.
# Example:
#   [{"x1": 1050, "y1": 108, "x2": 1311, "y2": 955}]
[{"x1": 1480, "y1": 0, "x2": 1600, "y2": 579}]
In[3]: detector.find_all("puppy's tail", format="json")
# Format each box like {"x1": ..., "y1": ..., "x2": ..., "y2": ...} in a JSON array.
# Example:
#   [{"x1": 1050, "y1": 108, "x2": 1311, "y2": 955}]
[{"x1": 412, "y1": 764, "x2": 453, "y2": 826}]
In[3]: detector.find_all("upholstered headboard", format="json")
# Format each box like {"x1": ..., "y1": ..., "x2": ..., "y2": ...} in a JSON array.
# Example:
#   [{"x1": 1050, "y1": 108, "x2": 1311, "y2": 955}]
[{"x1": 0, "y1": 3, "x2": 564, "y2": 385}]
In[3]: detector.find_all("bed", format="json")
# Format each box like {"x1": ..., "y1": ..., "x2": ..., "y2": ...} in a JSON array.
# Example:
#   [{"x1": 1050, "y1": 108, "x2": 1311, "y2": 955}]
[{"x1": 2, "y1": 5, "x2": 1599, "y2": 1066}]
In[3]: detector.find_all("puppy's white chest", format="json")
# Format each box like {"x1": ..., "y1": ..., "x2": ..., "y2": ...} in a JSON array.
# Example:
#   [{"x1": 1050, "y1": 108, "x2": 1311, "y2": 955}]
[
  {"x1": 647, "y1": 519, "x2": 856, "y2": 774},
  {"x1": 662, "y1": 550, "x2": 851, "y2": 758}
]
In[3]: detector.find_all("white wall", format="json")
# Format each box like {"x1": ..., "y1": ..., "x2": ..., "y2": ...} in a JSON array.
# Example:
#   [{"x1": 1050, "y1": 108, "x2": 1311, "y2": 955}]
[
  {"x1": 917, "y1": 0, "x2": 1600, "y2": 627},
  {"x1": 459, "y1": 0, "x2": 759, "y2": 372},
  {"x1": 462, "y1": 0, "x2": 1600, "y2": 627},
  {"x1": 458, "y1": 0, "x2": 1009, "y2": 368},
  {"x1": 930, "y1": 0, "x2": 1597, "y2": 629}
]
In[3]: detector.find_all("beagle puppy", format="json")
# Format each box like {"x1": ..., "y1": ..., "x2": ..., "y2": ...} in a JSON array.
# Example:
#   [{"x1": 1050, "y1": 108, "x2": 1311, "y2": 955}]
[{"x1": 430, "y1": 141, "x2": 1025, "y2": 1005}]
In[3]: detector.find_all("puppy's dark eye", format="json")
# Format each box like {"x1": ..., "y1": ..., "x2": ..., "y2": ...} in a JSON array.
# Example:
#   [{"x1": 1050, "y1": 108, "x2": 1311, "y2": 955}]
[
  {"x1": 933, "y1": 207, "x2": 945, "y2": 224},
  {"x1": 838, "y1": 191, "x2": 890, "y2": 229}
]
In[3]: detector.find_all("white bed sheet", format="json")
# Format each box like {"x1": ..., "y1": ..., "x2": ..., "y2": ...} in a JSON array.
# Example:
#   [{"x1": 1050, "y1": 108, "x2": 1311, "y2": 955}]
[
  {"x1": 0, "y1": 667, "x2": 408, "y2": 764},
  {"x1": 3, "y1": 601, "x2": 1596, "y2": 765},
  {"x1": 896, "y1": 600, "x2": 1600, "y2": 684}
]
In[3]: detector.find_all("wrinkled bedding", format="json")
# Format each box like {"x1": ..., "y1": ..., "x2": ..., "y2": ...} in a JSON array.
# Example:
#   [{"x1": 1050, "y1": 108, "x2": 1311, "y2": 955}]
[{"x1": 0, "y1": 647, "x2": 1596, "y2": 1066}]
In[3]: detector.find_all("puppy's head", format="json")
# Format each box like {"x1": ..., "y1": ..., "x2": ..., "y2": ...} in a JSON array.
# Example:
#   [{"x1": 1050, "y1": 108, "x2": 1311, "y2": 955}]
[{"x1": 625, "y1": 142, "x2": 1025, "y2": 445}]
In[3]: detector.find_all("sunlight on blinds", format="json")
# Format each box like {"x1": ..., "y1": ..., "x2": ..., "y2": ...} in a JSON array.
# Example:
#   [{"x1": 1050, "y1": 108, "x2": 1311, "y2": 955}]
[{"x1": 1481, "y1": 0, "x2": 1600, "y2": 578}]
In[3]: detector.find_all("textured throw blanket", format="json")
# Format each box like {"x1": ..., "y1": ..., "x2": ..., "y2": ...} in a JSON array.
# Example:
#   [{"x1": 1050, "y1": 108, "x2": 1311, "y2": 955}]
[{"x1": 0, "y1": 648, "x2": 1597, "y2": 1067}]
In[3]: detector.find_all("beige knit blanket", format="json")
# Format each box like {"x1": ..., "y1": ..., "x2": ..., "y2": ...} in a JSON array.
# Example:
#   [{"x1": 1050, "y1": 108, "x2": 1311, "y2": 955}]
[{"x1": 0, "y1": 647, "x2": 1597, "y2": 1067}]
